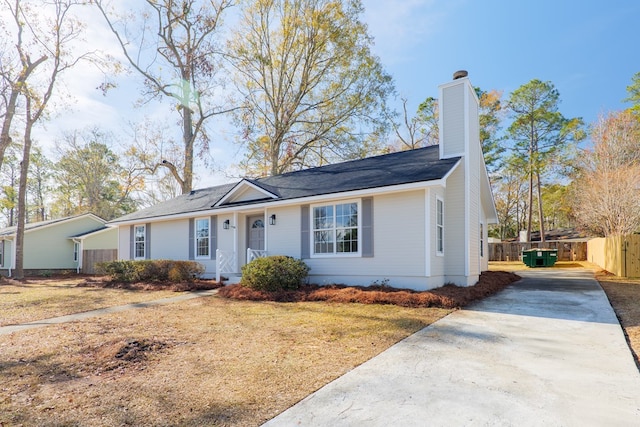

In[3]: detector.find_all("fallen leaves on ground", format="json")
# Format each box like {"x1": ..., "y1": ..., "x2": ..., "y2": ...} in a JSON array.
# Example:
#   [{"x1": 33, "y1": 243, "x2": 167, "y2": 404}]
[{"x1": 219, "y1": 271, "x2": 521, "y2": 308}]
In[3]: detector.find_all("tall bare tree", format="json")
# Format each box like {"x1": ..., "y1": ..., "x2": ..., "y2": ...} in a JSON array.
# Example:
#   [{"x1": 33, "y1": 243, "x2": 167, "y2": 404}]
[
  {"x1": 388, "y1": 97, "x2": 438, "y2": 151},
  {"x1": 229, "y1": 0, "x2": 394, "y2": 177},
  {"x1": 2, "y1": 0, "x2": 93, "y2": 278},
  {"x1": 94, "y1": 0, "x2": 237, "y2": 194},
  {"x1": 572, "y1": 111, "x2": 640, "y2": 236}
]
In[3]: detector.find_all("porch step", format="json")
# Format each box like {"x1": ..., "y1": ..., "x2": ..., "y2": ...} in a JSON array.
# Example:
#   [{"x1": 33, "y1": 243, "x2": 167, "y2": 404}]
[{"x1": 221, "y1": 274, "x2": 242, "y2": 285}]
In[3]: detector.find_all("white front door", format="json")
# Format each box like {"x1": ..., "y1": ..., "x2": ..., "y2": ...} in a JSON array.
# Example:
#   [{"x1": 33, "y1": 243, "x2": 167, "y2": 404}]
[{"x1": 248, "y1": 216, "x2": 265, "y2": 251}]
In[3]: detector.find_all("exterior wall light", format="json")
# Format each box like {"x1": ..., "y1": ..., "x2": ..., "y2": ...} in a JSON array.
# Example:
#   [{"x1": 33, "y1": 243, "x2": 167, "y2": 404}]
[
  {"x1": 269, "y1": 214, "x2": 276, "y2": 225},
  {"x1": 223, "y1": 219, "x2": 230, "y2": 230}
]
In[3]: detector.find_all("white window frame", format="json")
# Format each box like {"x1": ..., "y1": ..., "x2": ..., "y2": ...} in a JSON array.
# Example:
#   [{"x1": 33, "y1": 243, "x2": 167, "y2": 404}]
[
  {"x1": 436, "y1": 197, "x2": 444, "y2": 256},
  {"x1": 73, "y1": 242, "x2": 80, "y2": 262},
  {"x1": 311, "y1": 199, "x2": 361, "y2": 258},
  {"x1": 480, "y1": 222, "x2": 484, "y2": 258},
  {"x1": 0, "y1": 240, "x2": 4, "y2": 267},
  {"x1": 134, "y1": 224, "x2": 146, "y2": 260},
  {"x1": 195, "y1": 217, "x2": 210, "y2": 259}
]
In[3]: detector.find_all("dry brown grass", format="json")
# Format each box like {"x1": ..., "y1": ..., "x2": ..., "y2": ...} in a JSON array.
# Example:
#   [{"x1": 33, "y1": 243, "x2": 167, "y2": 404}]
[
  {"x1": 596, "y1": 272, "x2": 640, "y2": 368},
  {"x1": 0, "y1": 290, "x2": 452, "y2": 426},
  {"x1": 0, "y1": 276, "x2": 178, "y2": 327},
  {"x1": 0, "y1": 271, "x2": 524, "y2": 426},
  {"x1": 488, "y1": 260, "x2": 597, "y2": 272}
]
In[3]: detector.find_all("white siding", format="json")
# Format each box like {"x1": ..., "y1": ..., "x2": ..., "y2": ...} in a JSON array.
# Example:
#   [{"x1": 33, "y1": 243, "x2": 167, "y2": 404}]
[
  {"x1": 468, "y1": 86, "x2": 481, "y2": 278},
  {"x1": 480, "y1": 208, "x2": 489, "y2": 272},
  {"x1": 217, "y1": 214, "x2": 235, "y2": 254},
  {"x1": 444, "y1": 164, "x2": 466, "y2": 280},
  {"x1": 441, "y1": 83, "x2": 465, "y2": 158},
  {"x1": 304, "y1": 191, "x2": 428, "y2": 289},
  {"x1": 150, "y1": 220, "x2": 189, "y2": 259},
  {"x1": 266, "y1": 206, "x2": 301, "y2": 258},
  {"x1": 428, "y1": 187, "x2": 446, "y2": 278},
  {"x1": 233, "y1": 186, "x2": 271, "y2": 203},
  {"x1": 118, "y1": 226, "x2": 130, "y2": 260}
]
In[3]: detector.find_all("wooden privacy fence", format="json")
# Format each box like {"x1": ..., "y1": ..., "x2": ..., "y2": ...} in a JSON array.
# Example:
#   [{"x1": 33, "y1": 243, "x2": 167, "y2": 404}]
[
  {"x1": 82, "y1": 249, "x2": 117, "y2": 274},
  {"x1": 587, "y1": 235, "x2": 640, "y2": 277},
  {"x1": 489, "y1": 241, "x2": 588, "y2": 262}
]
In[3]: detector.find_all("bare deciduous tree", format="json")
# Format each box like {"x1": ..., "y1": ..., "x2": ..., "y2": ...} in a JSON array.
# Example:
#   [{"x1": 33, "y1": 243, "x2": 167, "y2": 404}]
[
  {"x1": 2, "y1": 0, "x2": 95, "y2": 278},
  {"x1": 94, "y1": 0, "x2": 237, "y2": 193},
  {"x1": 572, "y1": 111, "x2": 640, "y2": 236}
]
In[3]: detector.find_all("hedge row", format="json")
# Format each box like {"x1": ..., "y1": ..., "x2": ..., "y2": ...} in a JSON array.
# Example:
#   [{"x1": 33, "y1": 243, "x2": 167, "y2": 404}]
[{"x1": 97, "y1": 260, "x2": 205, "y2": 283}]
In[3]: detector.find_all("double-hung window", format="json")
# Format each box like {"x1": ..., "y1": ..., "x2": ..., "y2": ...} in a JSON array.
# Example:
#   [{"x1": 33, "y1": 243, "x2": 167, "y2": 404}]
[
  {"x1": 134, "y1": 225, "x2": 146, "y2": 259},
  {"x1": 195, "y1": 218, "x2": 210, "y2": 258},
  {"x1": 313, "y1": 201, "x2": 359, "y2": 255},
  {"x1": 73, "y1": 242, "x2": 80, "y2": 262},
  {"x1": 436, "y1": 198, "x2": 444, "y2": 255}
]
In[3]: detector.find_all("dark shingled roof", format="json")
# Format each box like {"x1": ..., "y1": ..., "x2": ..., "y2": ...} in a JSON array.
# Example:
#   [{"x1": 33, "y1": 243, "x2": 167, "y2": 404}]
[{"x1": 110, "y1": 146, "x2": 460, "y2": 223}]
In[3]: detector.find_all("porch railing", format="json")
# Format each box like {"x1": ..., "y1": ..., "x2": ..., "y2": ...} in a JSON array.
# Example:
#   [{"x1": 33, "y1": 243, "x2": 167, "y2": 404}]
[
  {"x1": 216, "y1": 249, "x2": 237, "y2": 283},
  {"x1": 247, "y1": 248, "x2": 268, "y2": 263}
]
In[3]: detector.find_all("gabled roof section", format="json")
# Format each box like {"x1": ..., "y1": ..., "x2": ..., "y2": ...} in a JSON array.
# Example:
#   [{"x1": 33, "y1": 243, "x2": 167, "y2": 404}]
[
  {"x1": 214, "y1": 179, "x2": 280, "y2": 207},
  {"x1": 109, "y1": 146, "x2": 460, "y2": 224},
  {"x1": 0, "y1": 213, "x2": 106, "y2": 238},
  {"x1": 252, "y1": 145, "x2": 459, "y2": 199},
  {"x1": 110, "y1": 183, "x2": 236, "y2": 224}
]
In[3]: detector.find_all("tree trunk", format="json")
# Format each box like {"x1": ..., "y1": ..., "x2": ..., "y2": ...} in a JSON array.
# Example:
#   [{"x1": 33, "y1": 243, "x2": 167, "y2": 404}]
[
  {"x1": 536, "y1": 170, "x2": 546, "y2": 242},
  {"x1": 526, "y1": 149, "x2": 534, "y2": 242},
  {"x1": 182, "y1": 106, "x2": 194, "y2": 194},
  {"x1": 14, "y1": 110, "x2": 34, "y2": 279},
  {"x1": 0, "y1": 87, "x2": 20, "y2": 171}
]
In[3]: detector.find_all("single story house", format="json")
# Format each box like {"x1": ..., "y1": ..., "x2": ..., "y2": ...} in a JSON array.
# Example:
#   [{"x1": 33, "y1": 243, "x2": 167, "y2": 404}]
[
  {"x1": 109, "y1": 72, "x2": 498, "y2": 290},
  {"x1": 0, "y1": 213, "x2": 117, "y2": 276}
]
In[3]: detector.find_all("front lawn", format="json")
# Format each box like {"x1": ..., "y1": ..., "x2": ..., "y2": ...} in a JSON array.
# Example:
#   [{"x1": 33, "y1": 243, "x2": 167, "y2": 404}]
[
  {"x1": 0, "y1": 276, "x2": 177, "y2": 326},
  {"x1": 0, "y1": 293, "x2": 450, "y2": 426}
]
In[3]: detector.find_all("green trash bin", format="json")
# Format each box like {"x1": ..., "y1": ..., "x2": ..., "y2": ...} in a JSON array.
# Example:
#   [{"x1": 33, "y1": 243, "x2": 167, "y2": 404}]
[{"x1": 522, "y1": 248, "x2": 558, "y2": 267}]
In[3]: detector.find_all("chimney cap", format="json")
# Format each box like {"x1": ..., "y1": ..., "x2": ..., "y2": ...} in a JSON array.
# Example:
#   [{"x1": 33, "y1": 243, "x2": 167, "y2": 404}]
[{"x1": 453, "y1": 70, "x2": 468, "y2": 80}]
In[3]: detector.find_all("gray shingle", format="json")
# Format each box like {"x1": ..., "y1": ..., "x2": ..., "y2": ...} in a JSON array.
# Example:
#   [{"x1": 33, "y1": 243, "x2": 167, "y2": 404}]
[{"x1": 110, "y1": 146, "x2": 459, "y2": 223}]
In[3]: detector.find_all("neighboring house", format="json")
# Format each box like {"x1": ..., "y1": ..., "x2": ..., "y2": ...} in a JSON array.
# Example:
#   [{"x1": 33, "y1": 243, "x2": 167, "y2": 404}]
[
  {"x1": 0, "y1": 213, "x2": 117, "y2": 276},
  {"x1": 109, "y1": 73, "x2": 498, "y2": 290}
]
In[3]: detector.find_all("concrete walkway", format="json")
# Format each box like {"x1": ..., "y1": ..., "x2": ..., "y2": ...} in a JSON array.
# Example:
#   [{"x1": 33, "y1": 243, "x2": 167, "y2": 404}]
[
  {"x1": 263, "y1": 269, "x2": 640, "y2": 426},
  {"x1": 0, "y1": 289, "x2": 218, "y2": 336}
]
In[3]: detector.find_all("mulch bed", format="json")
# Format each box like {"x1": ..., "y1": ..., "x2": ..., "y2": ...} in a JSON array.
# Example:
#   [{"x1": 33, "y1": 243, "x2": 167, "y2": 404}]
[
  {"x1": 218, "y1": 271, "x2": 520, "y2": 309},
  {"x1": 77, "y1": 277, "x2": 223, "y2": 292}
]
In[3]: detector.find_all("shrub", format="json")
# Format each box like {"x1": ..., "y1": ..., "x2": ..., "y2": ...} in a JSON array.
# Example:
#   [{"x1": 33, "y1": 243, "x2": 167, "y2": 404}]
[
  {"x1": 97, "y1": 260, "x2": 205, "y2": 283},
  {"x1": 241, "y1": 256, "x2": 309, "y2": 292}
]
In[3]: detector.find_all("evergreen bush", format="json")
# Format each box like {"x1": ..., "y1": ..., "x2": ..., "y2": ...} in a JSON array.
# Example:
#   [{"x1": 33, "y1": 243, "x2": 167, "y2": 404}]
[{"x1": 241, "y1": 256, "x2": 309, "y2": 292}]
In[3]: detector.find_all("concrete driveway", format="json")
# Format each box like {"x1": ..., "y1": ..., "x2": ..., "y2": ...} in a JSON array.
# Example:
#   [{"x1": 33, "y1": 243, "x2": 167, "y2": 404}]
[{"x1": 263, "y1": 269, "x2": 640, "y2": 426}]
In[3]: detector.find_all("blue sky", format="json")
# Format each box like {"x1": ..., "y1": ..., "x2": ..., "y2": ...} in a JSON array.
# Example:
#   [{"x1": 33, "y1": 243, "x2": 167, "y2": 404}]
[
  {"x1": 364, "y1": 0, "x2": 639, "y2": 125},
  {"x1": 42, "y1": 0, "x2": 640, "y2": 187}
]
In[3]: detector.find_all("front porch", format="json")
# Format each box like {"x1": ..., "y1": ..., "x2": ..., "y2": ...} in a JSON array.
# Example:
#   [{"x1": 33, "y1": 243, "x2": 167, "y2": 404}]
[{"x1": 216, "y1": 248, "x2": 268, "y2": 283}]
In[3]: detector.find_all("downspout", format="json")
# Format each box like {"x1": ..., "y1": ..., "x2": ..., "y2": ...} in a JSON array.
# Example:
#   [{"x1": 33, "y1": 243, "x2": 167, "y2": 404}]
[{"x1": 72, "y1": 238, "x2": 82, "y2": 274}]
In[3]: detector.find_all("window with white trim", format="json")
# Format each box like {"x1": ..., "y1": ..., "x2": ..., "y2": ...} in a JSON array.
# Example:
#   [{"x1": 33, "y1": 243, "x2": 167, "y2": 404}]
[
  {"x1": 313, "y1": 201, "x2": 359, "y2": 255},
  {"x1": 436, "y1": 198, "x2": 444, "y2": 255},
  {"x1": 195, "y1": 218, "x2": 210, "y2": 258},
  {"x1": 480, "y1": 223, "x2": 484, "y2": 257},
  {"x1": 73, "y1": 242, "x2": 80, "y2": 262},
  {"x1": 0, "y1": 241, "x2": 4, "y2": 267},
  {"x1": 134, "y1": 225, "x2": 146, "y2": 259}
]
